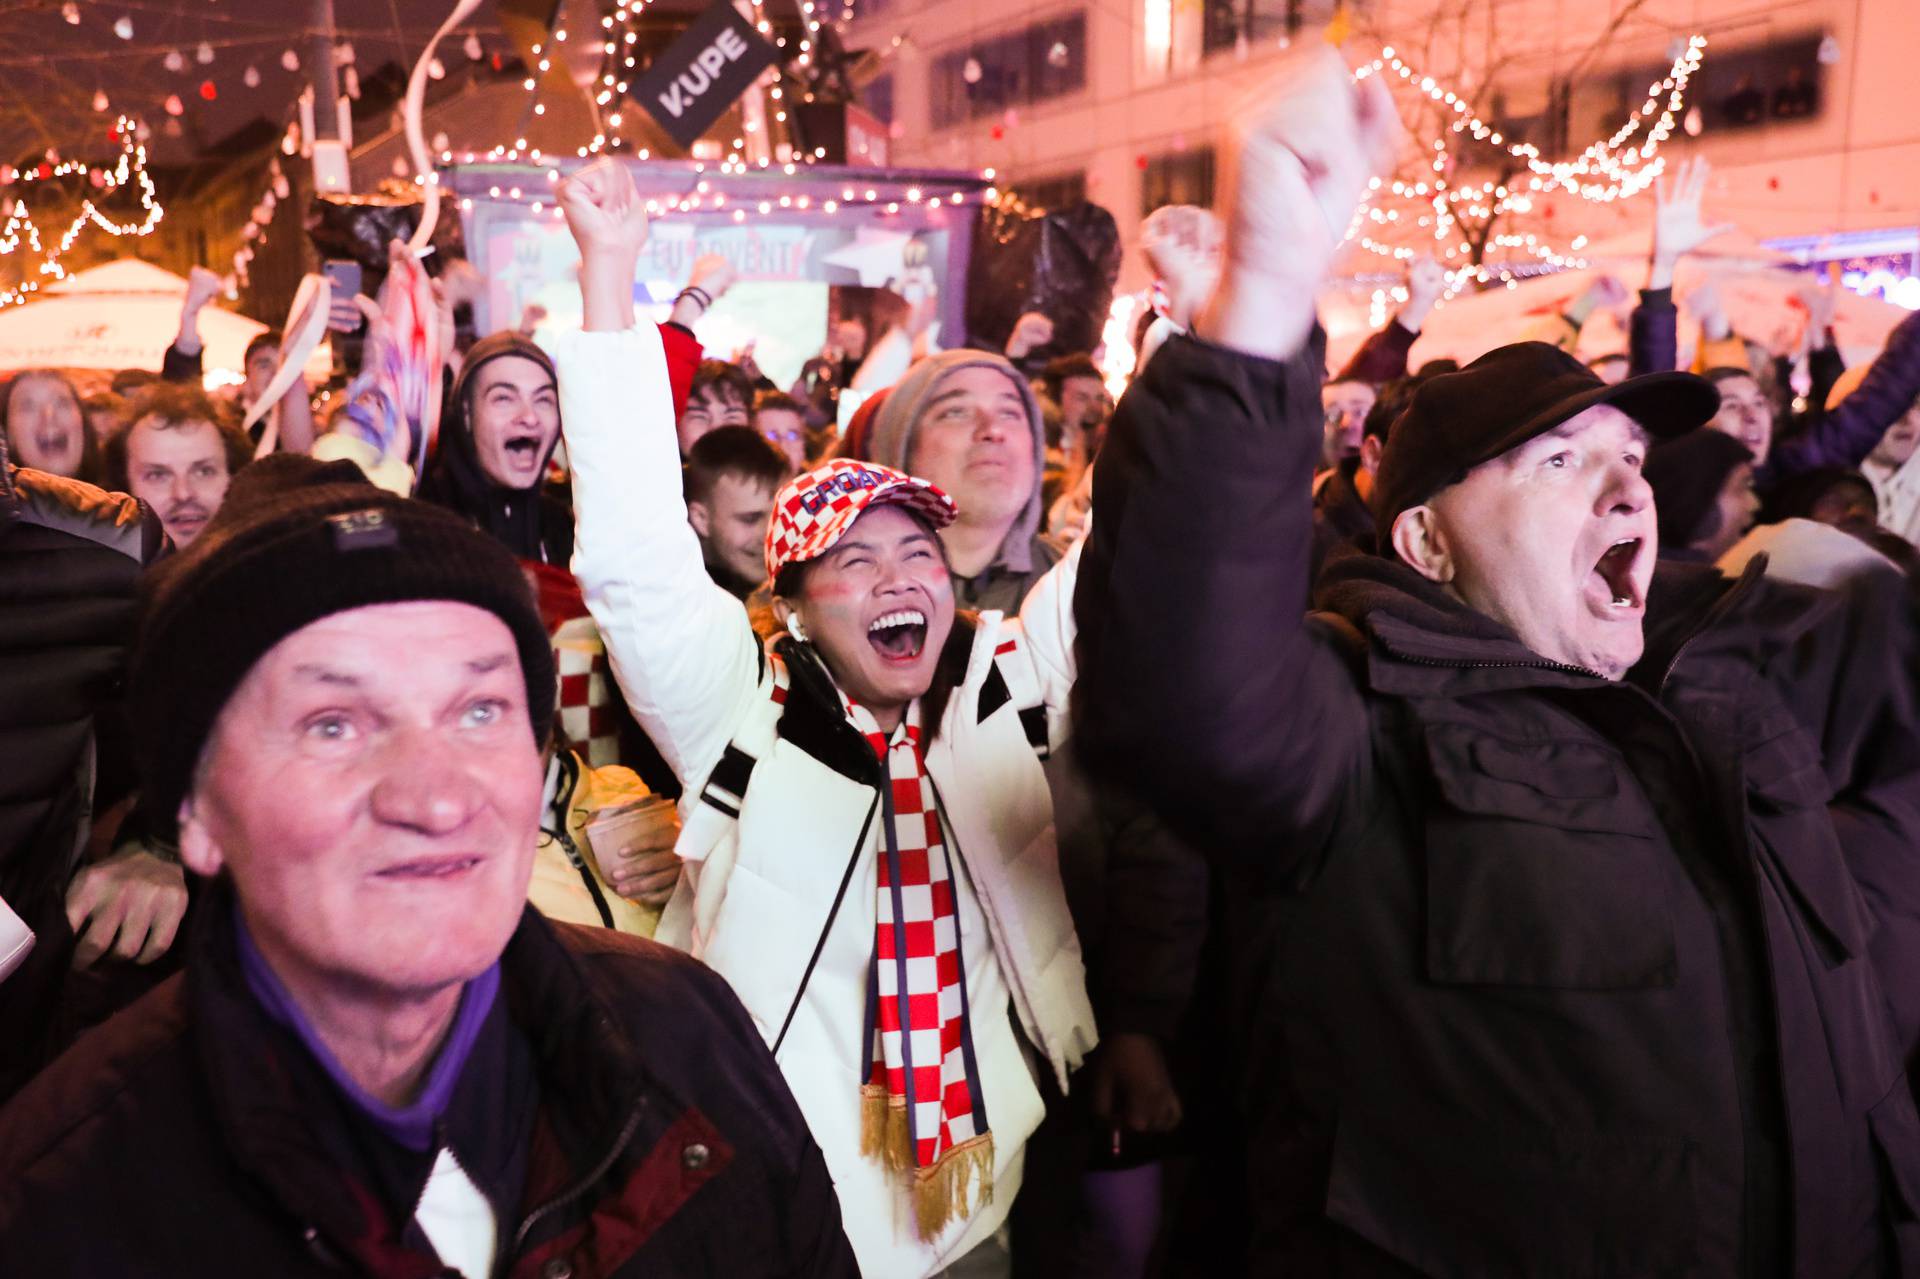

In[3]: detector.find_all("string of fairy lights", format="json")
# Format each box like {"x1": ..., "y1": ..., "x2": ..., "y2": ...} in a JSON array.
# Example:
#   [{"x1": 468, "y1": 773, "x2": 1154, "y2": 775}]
[
  {"x1": 1348, "y1": 34, "x2": 1708, "y2": 307},
  {"x1": 0, "y1": 116, "x2": 162, "y2": 310},
  {"x1": 478, "y1": 0, "x2": 833, "y2": 168}
]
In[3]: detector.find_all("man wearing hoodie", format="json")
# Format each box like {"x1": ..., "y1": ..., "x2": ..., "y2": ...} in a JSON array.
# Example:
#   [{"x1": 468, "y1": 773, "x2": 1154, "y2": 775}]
[
  {"x1": 417, "y1": 332, "x2": 571, "y2": 565},
  {"x1": 856, "y1": 350, "x2": 1059, "y2": 613}
]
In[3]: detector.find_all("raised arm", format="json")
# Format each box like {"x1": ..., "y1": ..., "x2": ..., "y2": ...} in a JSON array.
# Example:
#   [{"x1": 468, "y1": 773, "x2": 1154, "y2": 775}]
[
  {"x1": 161, "y1": 266, "x2": 223, "y2": 382},
  {"x1": 1765, "y1": 305, "x2": 1920, "y2": 482},
  {"x1": 554, "y1": 161, "x2": 763, "y2": 788},
  {"x1": 1334, "y1": 256, "x2": 1442, "y2": 384},
  {"x1": 1073, "y1": 49, "x2": 1396, "y2": 858},
  {"x1": 1631, "y1": 158, "x2": 1733, "y2": 378}
]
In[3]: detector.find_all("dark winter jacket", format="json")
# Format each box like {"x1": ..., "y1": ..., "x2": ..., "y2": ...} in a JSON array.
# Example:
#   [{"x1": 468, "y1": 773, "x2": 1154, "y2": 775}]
[
  {"x1": 1311, "y1": 456, "x2": 1377, "y2": 582},
  {"x1": 1074, "y1": 334, "x2": 1920, "y2": 1276},
  {"x1": 0, "y1": 887, "x2": 858, "y2": 1278},
  {"x1": 1628, "y1": 285, "x2": 1678, "y2": 378},
  {"x1": 0, "y1": 455, "x2": 162, "y2": 1096},
  {"x1": 418, "y1": 333, "x2": 575, "y2": 566},
  {"x1": 1333, "y1": 318, "x2": 1418, "y2": 385}
]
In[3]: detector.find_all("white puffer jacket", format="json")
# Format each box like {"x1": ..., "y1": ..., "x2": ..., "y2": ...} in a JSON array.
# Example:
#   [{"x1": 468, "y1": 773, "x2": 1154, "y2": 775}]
[{"x1": 555, "y1": 325, "x2": 1097, "y2": 1278}]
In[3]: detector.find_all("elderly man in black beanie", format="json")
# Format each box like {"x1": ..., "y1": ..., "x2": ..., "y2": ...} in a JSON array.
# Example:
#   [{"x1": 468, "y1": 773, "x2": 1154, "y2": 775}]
[
  {"x1": 1074, "y1": 48, "x2": 1920, "y2": 1276},
  {"x1": 0, "y1": 456, "x2": 856, "y2": 1278}
]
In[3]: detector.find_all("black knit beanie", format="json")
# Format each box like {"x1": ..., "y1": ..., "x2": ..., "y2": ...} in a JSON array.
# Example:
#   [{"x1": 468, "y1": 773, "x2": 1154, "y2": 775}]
[
  {"x1": 130, "y1": 454, "x2": 556, "y2": 839},
  {"x1": 1643, "y1": 428, "x2": 1755, "y2": 550}
]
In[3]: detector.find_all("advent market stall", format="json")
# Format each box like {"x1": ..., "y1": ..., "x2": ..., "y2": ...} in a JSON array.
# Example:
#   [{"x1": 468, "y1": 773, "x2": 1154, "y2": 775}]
[{"x1": 443, "y1": 159, "x2": 992, "y2": 397}]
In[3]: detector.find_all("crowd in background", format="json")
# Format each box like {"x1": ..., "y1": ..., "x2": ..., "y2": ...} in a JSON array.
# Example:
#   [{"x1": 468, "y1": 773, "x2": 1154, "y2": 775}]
[{"x1": 6, "y1": 42, "x2": 1920, "y2": 1278}]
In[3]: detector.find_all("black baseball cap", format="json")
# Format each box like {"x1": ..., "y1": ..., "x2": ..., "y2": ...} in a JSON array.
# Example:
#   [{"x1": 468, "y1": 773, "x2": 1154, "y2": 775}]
[{"x1": 1370, "y1": 341, "x2": 1721, "y2": 531}]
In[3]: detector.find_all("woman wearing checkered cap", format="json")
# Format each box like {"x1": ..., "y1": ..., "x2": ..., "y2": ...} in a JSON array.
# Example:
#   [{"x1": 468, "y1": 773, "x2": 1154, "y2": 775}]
[{"x1": 552, "y1": 163, "x2": 1096, "y2": 1279}]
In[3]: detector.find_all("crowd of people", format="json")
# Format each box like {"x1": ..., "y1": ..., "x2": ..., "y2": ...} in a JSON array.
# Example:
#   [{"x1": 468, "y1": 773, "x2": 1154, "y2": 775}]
[{"x1": 5, "y1": 42, "x2": 1920, "y2": 1278}]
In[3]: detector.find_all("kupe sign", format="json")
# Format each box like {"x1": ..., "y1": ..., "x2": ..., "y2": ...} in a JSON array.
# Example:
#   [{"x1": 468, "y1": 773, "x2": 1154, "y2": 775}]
[{"x1": 630, "y1": 0, "x2": 781, "y2": 152}]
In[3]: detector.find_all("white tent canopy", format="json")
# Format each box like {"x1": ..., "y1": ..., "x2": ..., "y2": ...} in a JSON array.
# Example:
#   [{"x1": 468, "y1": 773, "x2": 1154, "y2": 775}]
[{"x1": 0, "y1": 259, "x2": 300, "y2": 380}]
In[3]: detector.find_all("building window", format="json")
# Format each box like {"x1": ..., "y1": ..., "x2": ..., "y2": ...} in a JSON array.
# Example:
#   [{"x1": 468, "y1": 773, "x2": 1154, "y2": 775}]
[
  {"x1": 1203, "y1": 0, "x2": 1341, "y2": 55},
  {"x1": 1140, "y1": 148, "x2": 1214, "y2": 218},
  {"x1": 1008, "y1": 171, "x2": 1087, "y2": 212},
  {"x1": 930, "y1": 12, "x2": 1088, "y2": 129}
]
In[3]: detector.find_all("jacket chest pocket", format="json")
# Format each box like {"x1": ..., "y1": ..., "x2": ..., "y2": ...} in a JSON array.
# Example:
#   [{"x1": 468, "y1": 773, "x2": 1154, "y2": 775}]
[{"x1": 1422, "y1": 724, "x2": 1677, "y2": 990}]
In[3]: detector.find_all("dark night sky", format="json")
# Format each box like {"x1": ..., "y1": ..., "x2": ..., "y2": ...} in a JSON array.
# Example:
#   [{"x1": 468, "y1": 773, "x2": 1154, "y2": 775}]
[{"x1": 0, "y1": 0, "x2": 511, "y2": 163}]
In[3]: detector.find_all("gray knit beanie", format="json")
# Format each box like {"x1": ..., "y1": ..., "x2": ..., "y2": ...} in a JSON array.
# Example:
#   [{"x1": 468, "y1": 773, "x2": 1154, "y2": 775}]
[{"x1": 859, "y1": 349, "x2": 1047, "y2": 575}]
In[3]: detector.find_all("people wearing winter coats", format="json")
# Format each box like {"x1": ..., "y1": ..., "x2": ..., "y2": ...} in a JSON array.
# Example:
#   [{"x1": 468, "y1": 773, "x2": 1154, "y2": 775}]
[
  {"x1": 1073, "y1": 51, "x2": 1920, "y2": 1276},
  {"x1": 553, "y1": 161, "x2": 1096, "y2": 1279},
  {"x1": 0, "y1": 453, "x2": 855, "y2": 1277},
  {"x1": 0, "y1": 438, "x2": 166, "y2": 1100}
]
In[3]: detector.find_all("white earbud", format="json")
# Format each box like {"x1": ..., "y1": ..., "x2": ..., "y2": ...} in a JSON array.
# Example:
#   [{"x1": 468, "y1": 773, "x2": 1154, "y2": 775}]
[{"x1": 786, "y1": 613, "x2": 809, "y2": 643}]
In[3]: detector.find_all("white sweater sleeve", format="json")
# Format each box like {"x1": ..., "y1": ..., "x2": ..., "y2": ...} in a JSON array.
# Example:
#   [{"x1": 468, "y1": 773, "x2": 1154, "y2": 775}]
[
  {"x1": 1013, "y1": 535, "x2": 1083, "y2": 747},
  {"x1": 554, "y1": 325, "x2": 762, "y2": 789}
]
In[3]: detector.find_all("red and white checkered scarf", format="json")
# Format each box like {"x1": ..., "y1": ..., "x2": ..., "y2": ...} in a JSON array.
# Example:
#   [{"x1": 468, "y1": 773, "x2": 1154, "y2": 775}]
[{"x1": 844, "y1": 697, "x2": 993, "y2": 1240}]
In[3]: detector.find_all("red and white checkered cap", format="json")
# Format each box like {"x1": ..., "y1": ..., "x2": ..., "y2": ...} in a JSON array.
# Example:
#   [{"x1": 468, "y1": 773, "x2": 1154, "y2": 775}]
[{"x1": 765, "y1": 458, "x2": 957, "y2": 581}]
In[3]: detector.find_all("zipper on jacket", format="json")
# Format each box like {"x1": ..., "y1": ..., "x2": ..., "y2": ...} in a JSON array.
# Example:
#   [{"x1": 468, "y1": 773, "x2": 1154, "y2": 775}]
[{"x1": 509, "y1": 1097, "x2": 648, "y2": 1256}]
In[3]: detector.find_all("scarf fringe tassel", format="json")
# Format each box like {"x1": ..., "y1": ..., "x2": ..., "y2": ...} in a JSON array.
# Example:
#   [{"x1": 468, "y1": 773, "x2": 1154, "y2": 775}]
[{"x1": 860, "y1": 1083, "x2": 995, "y2": 1240}]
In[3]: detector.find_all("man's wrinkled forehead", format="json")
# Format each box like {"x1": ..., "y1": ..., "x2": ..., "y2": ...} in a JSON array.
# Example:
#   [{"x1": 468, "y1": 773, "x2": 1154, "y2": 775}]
[{"x1": 1490, "y1": 404, "x2": 1651, "y2": 468}]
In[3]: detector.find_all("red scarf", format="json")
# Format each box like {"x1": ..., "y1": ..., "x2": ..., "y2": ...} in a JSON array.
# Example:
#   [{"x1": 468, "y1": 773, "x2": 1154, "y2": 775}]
[{"x1": 845, "y1": 698, "x2": 993, "y2": 1239}]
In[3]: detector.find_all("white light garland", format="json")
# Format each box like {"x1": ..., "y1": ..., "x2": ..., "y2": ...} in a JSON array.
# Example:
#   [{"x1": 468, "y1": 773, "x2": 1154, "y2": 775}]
[
  {"x1": 0, "y1": 117, "x2": 164, "y2": 310},
  {"x1": 1348, "y1": 36, "x2": 1707, "y2": 290}
]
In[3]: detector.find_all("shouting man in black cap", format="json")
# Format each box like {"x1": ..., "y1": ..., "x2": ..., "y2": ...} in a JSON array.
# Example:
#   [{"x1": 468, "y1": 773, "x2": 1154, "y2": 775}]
[{"x1": 1074, "y1": 48, "x2": 1920, "y2": 1276}]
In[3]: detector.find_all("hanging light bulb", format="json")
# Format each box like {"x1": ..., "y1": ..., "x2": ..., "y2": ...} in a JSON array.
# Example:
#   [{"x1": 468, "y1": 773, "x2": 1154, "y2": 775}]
[
  {"x1": 61, "y1": 2, "x2": 79, "y2": 24},
  {"x1": 199, "y1": 79, "x2": 217, "y2": 100},
  {"x1": 164, "y1": 48, "x2": 186, "y2": 72},
  {"x1": 962, "y1": 56, "x2": 982, "y2": 84},
  {"x1": 243, "y1": 64, "x2": 260, "y2": 88},
  {"x1": 1683, "y1": 104, "x2": 1703, "y2": 136},
  {"x1": 464, "y1": 32, "x2": 484, "y2": 60},
  {"x1": 113, "y1": 15, "x2": 134, "y2": 39},
  {"x1": 1817, "y1": 33, "x2": 1841, "y2": 65},
  {"x1": 281, "y1": 48, "x2": 300, "y2": 72},
  {"x1": 1047, "y1": 40, "x2": 1069, "y2": 68},
  {"x1": 163, "y1": 93, "x2": 185, "y2": 116},
  {"x1": 92, "y1": 90, "x2": 109, "y2": 112},
  {"x1": 427, "y1": 57, "x2": 446, "y2": 80},
  {"x1": 195, "y1": 40, "x2": 214, "y2": 66}
]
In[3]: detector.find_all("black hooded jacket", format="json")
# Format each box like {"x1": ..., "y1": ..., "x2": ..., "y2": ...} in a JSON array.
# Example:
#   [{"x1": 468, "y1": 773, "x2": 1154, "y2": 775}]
[
  {"x1": 417, "y1": 332, "x2": 574, "y2": 565},
  {"x1": 1074, "y1": 334, "x2": 1920, "y2": 1277}
]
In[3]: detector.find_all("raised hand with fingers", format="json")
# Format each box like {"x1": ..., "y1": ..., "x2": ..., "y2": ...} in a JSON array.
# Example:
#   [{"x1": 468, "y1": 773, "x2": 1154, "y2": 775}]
[
  {"x1": 1401, "y1": 255, "x2": 1446, "y2": 332},
  {"x1": 184, "y1": 265, "x2": 224, "y2": 313},
  {"x1": 1650, "y1": 157, "x2": 1734, "y2": 290},
  {"x1": 1201, "y1": 47, "x2": 1401, "y2": 360},
  {"x1": 1005, "y1": 310, "x2": 1054, "y2": 360},
  {"x1": 557, "y1": 160, "x2": 649, "y2": 331}
]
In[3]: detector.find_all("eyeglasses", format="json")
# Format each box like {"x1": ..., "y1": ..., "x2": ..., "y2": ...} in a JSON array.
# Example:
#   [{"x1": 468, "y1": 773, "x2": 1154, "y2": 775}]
[{"x1": 761, "y1": 427, "x2": 805, "y2": 443}]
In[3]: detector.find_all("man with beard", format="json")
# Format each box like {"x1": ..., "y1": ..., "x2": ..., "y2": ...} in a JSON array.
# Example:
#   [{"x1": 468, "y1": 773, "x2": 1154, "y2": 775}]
[
  {"x1": 552, "y1": 160, "x2": 1095, "y2": 1278},
  {"x1": 1074, "y1": 48, "x2": 1920, "y2": 1276},
  {"x1": 417, "y1": 332, "x2": 571, "y2": 565},
  {"x1": 105, "y1": 383, "x2": 251, "y2": 549}
]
